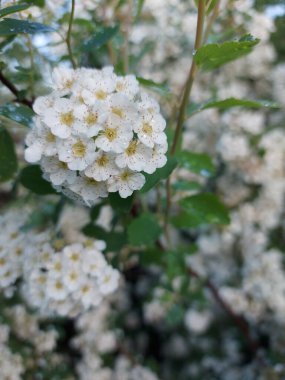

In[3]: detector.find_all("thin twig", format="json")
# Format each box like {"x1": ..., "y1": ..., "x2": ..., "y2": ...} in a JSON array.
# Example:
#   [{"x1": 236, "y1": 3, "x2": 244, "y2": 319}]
[
  {"x1": 122, "y1": 0, "x2": 133, "y2": 73},
  {"x1": 203, "y1": 0, "x2": 220, "y2": 43},
  {"x1": 66, "y1": 0, "x2": 77, "y2": 69},
  {"x1": 0, "y1": 70, "x2": 33, "y2": 108},
  {"x1": 164, "y1": 0, "x2": 206, "y2": 238},
  {"x1": 188, "y1": 267, "x2": 259, "y2": 356}
]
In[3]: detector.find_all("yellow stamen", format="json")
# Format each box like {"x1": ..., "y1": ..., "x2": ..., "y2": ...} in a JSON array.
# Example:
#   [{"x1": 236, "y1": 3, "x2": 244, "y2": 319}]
[
  {"x1": 96, "y1": 90, "x2": 107, "y2": 100},
  {"x1": 126, "y1": 140, "x2": 137, "y2": 156},
  {"x1": 46, "y1": 131, "x2": 56, "y2": 143},
  {"x1": 142, "y1": 123, "x2": 152, "y2": 135},
  {"x1": 72, "y1": 141, "x2": 87, "y2": 158},
  {"x1": 60, "y1": 111, "x2": 75, "y2": 126},
  {"x1": 105, "y1": 127, "x2": 117, "y2": 141},
  {"x1": 85, "y1": 113, "x2": 98, "y2": 125},
  {"x1": 112, "y1": 107, "x2": 124, "y2": 118},
  {"x1": 97, "y1": 154, "x2": 109, "y2": 167}
]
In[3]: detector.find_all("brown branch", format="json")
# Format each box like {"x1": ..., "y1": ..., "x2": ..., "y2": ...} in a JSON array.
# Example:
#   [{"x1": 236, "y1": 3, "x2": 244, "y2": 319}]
[
  {"x1": 0, "y1": 70, "x2": 33, "y2": 108},
  {"x1": 188, "y1": 267, "x2": 259, "y2": 356}
]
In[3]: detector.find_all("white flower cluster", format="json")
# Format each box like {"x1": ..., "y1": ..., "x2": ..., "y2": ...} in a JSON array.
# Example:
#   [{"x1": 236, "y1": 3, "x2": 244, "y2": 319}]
[
  {"x1": 25, "y1": 67, "x2": 168, "y2": 205},
  {"x1": 0, "y1": 207, "x2": 120, "y2": 317},
  {"x1": 0, "y1": 325, "x2": 24, "y2": 380},
  {"x1": 23, "y1": 238, "x2": 120, "y2": 317}
]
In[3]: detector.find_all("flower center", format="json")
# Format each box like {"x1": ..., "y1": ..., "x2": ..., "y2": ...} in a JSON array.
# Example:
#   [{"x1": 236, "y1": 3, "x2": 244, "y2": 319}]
[
  {"x1": 142, "y1": 123, "x2": 153, "y2": 135},
  {"x1": 105, "y1": 127, "x2": 117, "y2": 141},
  {"x1": 59, "y1": 161, "x2": 68, "y2": 170},
  {"x1": 112, "y1": 107, "x2": 124, "y2": 118},
  {"x1": 97, "y1": 154, "x2": 109, "y2": 167},
  {"x1": 85, "y1": 112, "x2": 98, "y2": 125},
  {"x1": 60, "y1": 111, "x2": 75, "y2": 126},
  {"x1": 120, "y1": 171, "x2": 130, "y2": 181},
  {"x1": 55, "y1": 281, "x2": 63, "y2": 290},
  {"x1": 116, "y1": 82, "x2": 124, "y2": 91},
  {"x1": 126, "y1": 140, "x2": 137, "y2": 156},
  {"x1": 72, "y1": 141, "x2": 87, "y2": 158},
  {"x1": 96, "y1": 90, "x2": 107, "y2": 100},
  {"x1": 46, "y1": 131, "x2": 56, "y2": 143},
  {"x1": 65, "y1": 79, "x2": 74, "y2": 89},
  {"x1": 0, "y1": 258, "x2": 6, "y2": 266}
]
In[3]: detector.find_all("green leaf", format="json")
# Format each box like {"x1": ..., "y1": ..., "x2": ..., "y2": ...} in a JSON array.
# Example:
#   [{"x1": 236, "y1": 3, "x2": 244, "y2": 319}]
[
  {"x1": 206, "y1": 0, "x2": 218, "y2": 14},
  {"x1": 0, "y1": 18, "x2": 53, "y2": 36},
  {"x1": 177, "y1": 151, "x2": 215, "y2": 177},
  {"x1": 0, "y1": 103, "x2": 34, "y2": 127},
  {"x1": 0, "y1": 4, "x2": 30, "y2": 18},
  {"x1": 82, "y1": 224, "x2": 127, "y2": 251},
  {"x1": 20, "y1": 165, "x2": 56, "y2": 195},
  {"x1": 140, "y1": 157, "x2": 177, "y2": 193},
  {"x1": 136, "y1": 77, "x2": 172, "y2": 98},
  {"x1": 135, "y1": 0, "x2": 145, "y2": 19},
  {"x1": 172, "y1": 180, "x2": 202, "y2": 192},
  {"x1": 82, "y1": 25, "x2": 119, "y2": 50},
  {"x1": 127, "y1": 213, "x2": 162, "y2": 247},
  {"x1": 109, "y1": 192, "x2": 134, "y2": 213},
  {"x1": 139, "y1": 247, "x2": 164, "y2": 265},
  {"x1": 165, "y1": 304, "x2": 185, "y2": 327},
  {"x1": 20, "y1": 0, "x2": 45, "y2": 6},
  {"x1": 173, "y1": 193, "x2": 230, "y2": 228},
  {"x1": 0, "y1": 127, "x2": 17, "y2": 182},
  {"x1": 188, "y1": 97, "x2": 279, "y2": 116},
  {"x1": 194, "y1": 35, "x2": 260, "y2": 71}
]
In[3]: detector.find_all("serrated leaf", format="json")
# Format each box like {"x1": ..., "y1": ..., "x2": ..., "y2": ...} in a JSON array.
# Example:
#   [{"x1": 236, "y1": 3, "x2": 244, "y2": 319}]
[
  {"x1": 127, "y1": 213, "x2": 162, "y2": 247},
  {"x1": 82, "y1": 25, "x2": 119, "y2": 50},
  {"x1": 177, "y1": 151, "x2": 215, "y2": 177},
  {"x1": 140, "y1": 157, "x2": 177, "y2": 193},
  {"x1": 20, "y1": 165, "x2": 56, "y2": 195},
  {"x1": 136, "y1": 76, "x2": 172, "y2": 98},
  {"x1": 0, "y1": 103, "x2": 34, "y2": 127},
  {"x1": 0, "y1": 4, "x2": 30, "y2": 18},
  {"x1": 0, "y1": 127, "x2": 17, "y2": 182},
  {"x1": 173, "y1": 193, "x2": 230, "y2": 228},
  {"x1": 109, "y1": 192, "x2": 134, "y2": 213},
  {"x1": 188, "y1": 97, "x2": 279, "y2": 116},
  {"x1": 194, "y1": 35, "x2": 260, "y2": 71},
  {"x1": 0, "y1": 18, "x2": 53, "y2": 36}
]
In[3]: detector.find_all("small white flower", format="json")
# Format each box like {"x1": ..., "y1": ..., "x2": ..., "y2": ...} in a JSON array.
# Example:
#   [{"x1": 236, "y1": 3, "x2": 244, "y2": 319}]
[
  {"x1": 70, "y1": 175, "x2": 108, "y2": 206},
  {"x1": 107, "y1": 93, "x2": 138, "y2": 123},
  {"x1": 82, "y1": 249, "x2": 107, "y2": 276},
  {"x1": 58, "y1": 136, "x2": 97, "y2": 171},
  {"x1": 25, "y1": 120, "x2": 58, "y2": 163},
  {"x1": 46, "y1": 278, "x2": 67, "y2": 301},
  {"x1": 96, "y1": 117, "x2": 133, "y2": 153},
  {"x1": 41, "y1": 157, "x2": 77, "y2": 186},
  {"x1": 143, "y1": 143, "x2": 168, "y2": 174},
  {"x1": 43, "y1": 98, "x2": 83, "y2": 139},
  {"x1": 115, "y1": 139, "x2": 152, "y2": 171},
  {"x1": 115, "y1": 74, "x2": 139, "y2": 98},
  {"x1": 33, "y1": 94, "x2": 56, "y2": 115},
  {"x1": 107, "y1": 169, "x2": 145, "y2": 198},
  {"x1": 73, "y1": 102, "x2": 108, "y2": 137},
  {"x1": 97, "y1": 266, "x2": 120, "y2": 295},
  {"x1": 75, "y1": 281, "x2": 102, "y2": 308},
  {"x1": 84, "y1": 151, "x2": 119, "y2": 181},
  {"x1": 52, "y1": 67, "x2": 77, "y2": 95},
  {"x1": 135, "y1": 114, "x2": 167, "y2": 148}
]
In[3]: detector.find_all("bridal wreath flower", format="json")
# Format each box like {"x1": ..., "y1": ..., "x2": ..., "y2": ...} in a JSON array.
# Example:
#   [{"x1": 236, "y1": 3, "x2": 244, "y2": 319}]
[{"x1": 25, "y1": 67, "x2": 168, "y2": 205}]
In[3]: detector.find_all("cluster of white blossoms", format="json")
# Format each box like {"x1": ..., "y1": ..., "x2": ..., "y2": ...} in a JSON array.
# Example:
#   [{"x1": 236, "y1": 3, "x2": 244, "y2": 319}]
[
  {"x1": 24, "y1": 66, "x2": 168, "y2": 205},
  {"x1": 0, "y1": 207, "x2": 120, "y2": 317},
  {"x1": 23, "y1": 238, "x2": 120, "y2": 317}
]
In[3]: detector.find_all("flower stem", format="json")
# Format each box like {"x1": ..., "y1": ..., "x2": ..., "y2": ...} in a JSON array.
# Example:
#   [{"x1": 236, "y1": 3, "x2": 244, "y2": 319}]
[
  {"x1": 164, "y1": 0, "x2": 206, "y2": 240},
  {"x1": 66, "y1": 0, "x2": 77, "y2": 69}
]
